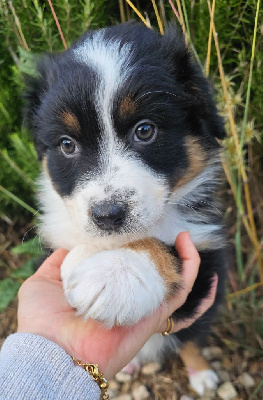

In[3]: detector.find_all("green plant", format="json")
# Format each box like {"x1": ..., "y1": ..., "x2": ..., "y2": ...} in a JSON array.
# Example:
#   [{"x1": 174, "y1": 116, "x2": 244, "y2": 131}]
[{"x1": 0, "y1": 238, "x2": 44, "y2": 312}]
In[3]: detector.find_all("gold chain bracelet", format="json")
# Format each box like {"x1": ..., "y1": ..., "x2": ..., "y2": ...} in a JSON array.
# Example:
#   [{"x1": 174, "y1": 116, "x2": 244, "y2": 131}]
[{"x1": 72, "y1": 357, "x2": 109, "y2": 399}]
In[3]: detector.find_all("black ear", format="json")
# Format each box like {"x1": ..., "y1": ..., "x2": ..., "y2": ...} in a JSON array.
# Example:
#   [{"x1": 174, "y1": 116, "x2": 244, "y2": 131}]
[
  {"x1": 23, "y1": 54, "x2": 58, "y2": 158},
  {"x1": 161, "y1": 24, "x2": 226, "y2": 140}
]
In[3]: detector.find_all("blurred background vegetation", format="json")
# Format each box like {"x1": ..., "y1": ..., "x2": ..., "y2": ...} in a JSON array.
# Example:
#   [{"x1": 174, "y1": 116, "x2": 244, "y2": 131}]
[{"x1": 0, "y1": 0, "x2": 262, "y2": 383}]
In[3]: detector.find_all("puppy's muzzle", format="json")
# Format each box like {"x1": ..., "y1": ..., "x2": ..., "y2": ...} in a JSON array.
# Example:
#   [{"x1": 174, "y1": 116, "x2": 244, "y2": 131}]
[{"x1": 90, "y1": 201, "x2": 127, "y2": 231}]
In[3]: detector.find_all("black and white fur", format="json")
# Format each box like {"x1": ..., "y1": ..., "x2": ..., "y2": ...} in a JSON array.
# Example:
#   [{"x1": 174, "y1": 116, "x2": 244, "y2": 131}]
[{"x1": 25, "y1": 22, "x2": 226, "y2": 395}]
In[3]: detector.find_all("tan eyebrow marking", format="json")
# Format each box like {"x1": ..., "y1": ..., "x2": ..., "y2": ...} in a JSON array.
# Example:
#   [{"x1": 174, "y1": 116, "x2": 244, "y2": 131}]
[
  {"x1": 62, "y1": 111, "x2": 81, "y2": 133},
  {"x1": 119, "y1": 96, "x2": 136, "y2": 117}
]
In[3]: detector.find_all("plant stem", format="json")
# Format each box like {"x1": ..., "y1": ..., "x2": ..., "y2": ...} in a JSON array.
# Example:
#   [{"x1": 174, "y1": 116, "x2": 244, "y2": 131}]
[
  {"x1": 7, "y1": 0, "x2": 30, "y2": 51},
  {"x1": 47, "y1": 0, "x2": 67, "y2": 49},
  {"x1": 125, "y1": 0, "x2": 149, "y2": 27},
  {"x1": 240, "y1": 0, "x2": 261, "y2": 148},
  {"x1": 151, "y1": 0, "x2": 164, "y2": 35},
  {"x1": 0, "y1": 185, "x2": 37, "y2": 215},
  {"x1": 206, "y1": 0, "x2": 216, "y2": 77}
]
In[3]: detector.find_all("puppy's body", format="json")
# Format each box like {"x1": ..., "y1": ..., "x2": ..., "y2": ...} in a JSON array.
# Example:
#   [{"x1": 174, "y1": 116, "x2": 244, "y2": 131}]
[{"x1": 25, "y1": 22, "x2": 226, "y2": 395}]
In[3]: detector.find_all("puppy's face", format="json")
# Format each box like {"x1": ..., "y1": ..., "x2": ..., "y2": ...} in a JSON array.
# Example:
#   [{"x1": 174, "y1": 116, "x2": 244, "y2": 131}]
[{"x1": 25, "y1": 23, "x2": 225, "y2": 239}]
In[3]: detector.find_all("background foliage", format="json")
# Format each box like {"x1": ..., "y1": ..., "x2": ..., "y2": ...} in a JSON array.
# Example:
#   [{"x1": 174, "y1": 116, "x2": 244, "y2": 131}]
[{"x1": 0, "y1": 0, "x2": 262, "y2": 370}]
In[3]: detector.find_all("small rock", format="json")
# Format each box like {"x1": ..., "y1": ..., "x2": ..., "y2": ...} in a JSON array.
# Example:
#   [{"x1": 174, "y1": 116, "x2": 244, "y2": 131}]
[
  {"x1": 222, "y1": 357, "x2": 232, "y2": 369},
  {"x1": 108, "y1": 388, "x2": 120, "y2": 398},
  {"x1": 217, "y1": 382, "x2": 237, "y2": 400},
  {"x1": 198, "y1": 389, "x2": 216, "y2": 400},
  {"x1": 211, "y1": 361, "x2": 221, "y2": 371},
  {"x1": 115, "y1": 371, "x2": 132, "y2": 383},
  {"x1": 202, "y1": 346, "x2": 223, "y2": 361},
  {"x1": 132, "y1": 384, "x2": 149, "y2": 399},
  {"x1": 249, "y1": 361, "x2": 259, "y2": 374},
  {"x1": 180, "y1": 396, "x2": 194, "y2": 400},
  {"x1": 108, "y1": 380, "x2": 120, "y2": 397},
  {"x1": 141, "y1": 362, "x2": 161, "y2": 375},
  {"x1": 113, "y1": 395, "x2": 132, "y2": 400},
  {"x1": 108, "y1": 380, "x2": 120, "y2": 390},
  {"x1": 238, "y1": 372, "x2": 255, "y2": 388},
  {"x1": 131, "y1": 381, "x2": 141, "y2": 391},
  {"x1": 122, "y1": 381, "x2": 132, "y2": 393},
  {"x1": 217, "y1": 370, "x2": 230, "y2": 382}
]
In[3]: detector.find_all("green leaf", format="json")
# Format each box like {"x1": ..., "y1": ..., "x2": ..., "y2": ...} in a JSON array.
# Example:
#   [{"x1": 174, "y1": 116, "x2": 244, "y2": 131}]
[
  {"x1": 0, "y1": 278, "x2": 21, "y2": 312},
  {"x1": 18, "y1": 47, "x2": 38, "y2": 77},
  {"x1": 11, "y1": 238, "x2": 43, "y2": 257},
  {"x1": 11, "y1": 259, "x2": 36, "y2": 280}
]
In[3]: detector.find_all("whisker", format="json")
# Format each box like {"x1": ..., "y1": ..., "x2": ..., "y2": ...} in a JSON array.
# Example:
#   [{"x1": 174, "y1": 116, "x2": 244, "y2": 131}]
[{"x1": 135, "y1": 90, "x2": 184, "y2": 103}]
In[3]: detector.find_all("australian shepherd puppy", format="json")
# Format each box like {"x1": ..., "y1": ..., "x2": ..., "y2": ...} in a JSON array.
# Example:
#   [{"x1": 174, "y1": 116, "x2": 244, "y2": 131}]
[{"x1": 24, "y1": 22, "x2": 226, "y2": 395}]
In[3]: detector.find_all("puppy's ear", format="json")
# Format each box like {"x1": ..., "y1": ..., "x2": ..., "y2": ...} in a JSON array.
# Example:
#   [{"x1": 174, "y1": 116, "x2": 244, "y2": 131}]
[
  {"x1": 23, "y1": 54, "x2": 58, "y2": 159},
  {"x1": 161, "y1": 25, "x2": 226, "y2": 140}
]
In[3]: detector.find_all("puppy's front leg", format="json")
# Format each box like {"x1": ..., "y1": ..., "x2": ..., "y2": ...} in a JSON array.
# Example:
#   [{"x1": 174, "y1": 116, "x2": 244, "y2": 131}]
[
  {"x1": 61, "y1": 238, "x2": 182, "y2": 328},
  {"x1": 179, "y1": 341, "x2": 219, "y2": 395}
]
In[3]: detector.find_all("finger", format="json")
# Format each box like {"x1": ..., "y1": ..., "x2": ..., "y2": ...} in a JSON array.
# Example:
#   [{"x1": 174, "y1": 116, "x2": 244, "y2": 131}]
[
  {"x1": 34, "y1": 248, "x2": 68, "y2": 281},
  {"x1": 162, "y1": 232, "x2": 201, "y2": 315},
  {"x1": 173, "y1": 274, "x2": 218, "y2": 333},
  {"x1": 176, "y1": 231, "x2": 200, "y2": 293}
]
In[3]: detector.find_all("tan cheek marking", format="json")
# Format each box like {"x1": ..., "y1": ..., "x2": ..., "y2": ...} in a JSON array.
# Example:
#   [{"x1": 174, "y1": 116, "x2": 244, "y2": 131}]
[
  {"x1": 42, "y1": 156, "x2": 48, "y2": 174},
  {"x1": 119, "y1": 96, "x2": 136, "y2": 117},
  {"x1": 174, "y1": 137, "x2": 207, "y2": 191},
  {"x1": 42, "y1": 156, "x2": 60, "y2": 193},
  {"x1": 123, "y1": 238, "x2": 182, "y2": 294},
  {"x1": 62, "y1": 111, "x2": 81, "y2": 133},
  {"x1": 179, "y1": 341, "x2": 210, "y2": 372}
]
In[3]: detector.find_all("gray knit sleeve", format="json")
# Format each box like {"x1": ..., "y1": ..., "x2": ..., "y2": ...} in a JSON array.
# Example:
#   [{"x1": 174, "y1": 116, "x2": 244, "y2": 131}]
[{"x1": 0, "y1": 333, "x2": 101, "y2": 400}]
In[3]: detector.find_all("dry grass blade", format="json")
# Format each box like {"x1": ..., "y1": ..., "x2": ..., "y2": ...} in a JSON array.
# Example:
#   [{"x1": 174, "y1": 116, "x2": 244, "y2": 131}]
[
  {"x1": 0, "y1": 185, "x2": 37, "y2": 215},
  {"x1": 151, "y1": 0, "x2": 164, "y2": 35},
  {"x1": 125, "y1": 0, "x2": 149, "y2": 27},
  {"x1": 168, "y1": 0, "x2": 180, "y2": 21},
  {"x1": 226, "y1": 281, "x2": 263, "y2": 301},
  {"x1": 7, "y1": 0, "x2": 29, "y2": 51},
  {"x1": 47, "y1": 0, "x2": 67, "y2": 50},
  {"x1": 175, "y1": 0, "x2": 186, "y2": 39},
  {"x1": 206, "y1": 0, "x2": 215, "y2": 77},
  {"x1": 245, "y1": 240, "x2": 263, "y2": 279},
  {"x1": 119, "y1": 0, "x2": 126, "y2": 23}
]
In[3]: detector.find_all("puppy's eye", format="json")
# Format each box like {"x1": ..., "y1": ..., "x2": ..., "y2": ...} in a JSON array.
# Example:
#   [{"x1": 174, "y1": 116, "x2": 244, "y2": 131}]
[
  {"x1": 60, "y1": 137, "x2": 79, "y2": 156},
  {"x1": 133, "y1": 120, "x2": 157, "y2": 143}
]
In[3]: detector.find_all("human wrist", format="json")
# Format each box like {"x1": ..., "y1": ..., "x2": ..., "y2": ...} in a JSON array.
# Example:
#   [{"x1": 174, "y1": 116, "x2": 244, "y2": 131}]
[
  {"x1": 17, "y1": 323, "x2": 68, "y2": 355},
  {"x1": 1, "y1": 333, "x2": 101, "y2": 399}
]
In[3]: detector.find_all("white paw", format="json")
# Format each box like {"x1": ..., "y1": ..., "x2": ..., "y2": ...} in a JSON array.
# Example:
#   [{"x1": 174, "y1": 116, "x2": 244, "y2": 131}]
[
  {"x1": 61, "y1": 244, "x2": 99, "y2": 283},
  {"x1": 189, "y1": 369, "x2": 219, "y2": 395},
  {"x1": 62, "y1": 248, "x2": 165, "y2": 327}
]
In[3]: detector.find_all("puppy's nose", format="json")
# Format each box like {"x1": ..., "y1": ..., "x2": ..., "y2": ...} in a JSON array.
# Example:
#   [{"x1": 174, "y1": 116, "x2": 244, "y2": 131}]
[{"x1": 91, "y1": 202, "x2": 127, "y2": 230}]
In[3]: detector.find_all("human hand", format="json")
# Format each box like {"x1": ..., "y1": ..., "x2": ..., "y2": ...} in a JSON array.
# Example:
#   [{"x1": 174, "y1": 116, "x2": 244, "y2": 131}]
[{"x1": 17, "y1": 232, "x2": 217, "y2": 379}]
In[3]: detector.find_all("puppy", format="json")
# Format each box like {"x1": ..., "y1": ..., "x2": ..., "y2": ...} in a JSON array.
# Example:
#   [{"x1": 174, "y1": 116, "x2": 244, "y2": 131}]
[{"x1": 25, "y1": 22, "x2": 226, "y2": 395}]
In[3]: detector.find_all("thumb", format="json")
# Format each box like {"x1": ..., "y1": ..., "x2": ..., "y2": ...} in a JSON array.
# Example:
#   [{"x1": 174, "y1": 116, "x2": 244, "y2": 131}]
[{"x1": 34, "y1": 249, "x2": 68, "y2": 281}]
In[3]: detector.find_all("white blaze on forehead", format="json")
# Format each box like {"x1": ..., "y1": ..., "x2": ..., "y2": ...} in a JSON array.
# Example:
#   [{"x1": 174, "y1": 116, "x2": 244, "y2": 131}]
[{"x1": 72, "y1": 31, "x2": 133, "y2": 157}]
